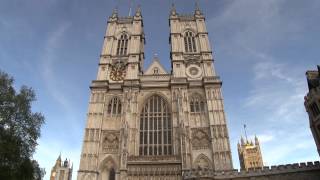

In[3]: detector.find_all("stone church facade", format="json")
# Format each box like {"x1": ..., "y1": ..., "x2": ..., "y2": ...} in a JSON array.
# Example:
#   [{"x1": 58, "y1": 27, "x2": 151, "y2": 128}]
[
  {"x1": 77, "y1": 5, "x2": 320, "y2": 180},
  {"x1": 77, "y1": 5, "x2": 232, "y2": 180}
]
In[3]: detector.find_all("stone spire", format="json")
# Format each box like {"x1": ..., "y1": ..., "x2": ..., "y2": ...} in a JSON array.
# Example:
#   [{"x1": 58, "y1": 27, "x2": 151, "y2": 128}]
[
  {"x1": 112, "y1": 7, "x2": 118, "y2": 18},
  {"x1": 135, "y1": 5, "x2": 142, "y2": 17},
  {"x1": 170, "y1": 3, "x2": 177, "y2": 16},
  {"x1": 55, "y1": 154, "x2": 61, "y2": 167},
  {"x1": 195, "y1": 0, "x2": 202, "y2": 15},
  {"x1": 255, "y1": 135, "x2": 260, "y2": 145}
]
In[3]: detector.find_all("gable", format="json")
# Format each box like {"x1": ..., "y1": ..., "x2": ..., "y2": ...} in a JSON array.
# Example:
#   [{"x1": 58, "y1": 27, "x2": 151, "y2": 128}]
[{"x1": 144, "y1": 58, "x2": 168, "y2": 75}]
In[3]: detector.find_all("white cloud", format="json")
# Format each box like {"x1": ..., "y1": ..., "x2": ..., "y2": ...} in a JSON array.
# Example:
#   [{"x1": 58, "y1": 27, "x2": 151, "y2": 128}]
[
  {"x1": 207, "y1": 0, "x2": 319, "y2": 167},
  {"x1": 41, "y1": 22, "x2": 73, "y2": 113}
]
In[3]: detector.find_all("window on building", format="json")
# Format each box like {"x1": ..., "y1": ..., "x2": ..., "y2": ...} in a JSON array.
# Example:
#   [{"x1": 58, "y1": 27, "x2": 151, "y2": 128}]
[
  {"x1": 310, "y1": 102, "x2": 320, "y2": 118},
  {"x1": 184, "y1": 31, "x2": 197, "y2": 53},
  {"x1": 107, "y1": 97, "x2": 122, "y2": 116},
  {"x1": 139, "y1": 95, "x2": 172, "y2": 156},
  {"x1": 153, "y1": 67, "x2": 159, "y2": 74},
  {"x1": 116, "y1": 34, "x2": 128, "y2": 56},
  {"x1": 190, "y1": 95, "x2": 206, "y2": 113}
]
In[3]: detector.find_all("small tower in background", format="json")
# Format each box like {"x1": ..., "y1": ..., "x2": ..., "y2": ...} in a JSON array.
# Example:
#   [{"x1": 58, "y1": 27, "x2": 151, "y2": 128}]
[
  {"x1": 304, "y1": 65, "x2": 320, "y2": 156},
  {"x1": 50, "y1": 154, "x2": 72, "y2": 180},
  {"x1": 237, "y1": 126, "x2": 264, "y2": 170}
]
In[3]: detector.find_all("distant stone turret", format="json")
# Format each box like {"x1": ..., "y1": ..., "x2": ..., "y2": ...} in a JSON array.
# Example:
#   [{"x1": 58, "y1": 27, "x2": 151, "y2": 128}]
[
  {"x1": 238, "y1": 135, "x2": 264, "y2": 170},
  {"x1": 50, "y1": 154, "x2": 72, "y2": 180}
]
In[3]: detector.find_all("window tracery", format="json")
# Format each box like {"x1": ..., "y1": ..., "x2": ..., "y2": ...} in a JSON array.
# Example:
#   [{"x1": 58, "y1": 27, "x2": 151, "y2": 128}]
[
  {"x1": 139, "y1": 95, "x2": 172, "y2": 156},
  {"x1": 190, "y1": 95, "x2": 205, "y2": 113},
  {"x1": 184, "y1": 31, "x2": 197, "y2": 53},
  {"x1": 116, "y1": 34, "x2": 128, "y2": 56},
  {"x1": 107, "y1": 97, "x2": 122, "y2": 116}
]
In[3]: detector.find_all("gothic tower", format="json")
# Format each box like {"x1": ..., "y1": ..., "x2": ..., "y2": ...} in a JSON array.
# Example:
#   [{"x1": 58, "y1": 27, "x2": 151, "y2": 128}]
[
  {"x1": 237, "y1": 136, "x2": 264, "y2": 170},
  {"x1": 77, "y1": 5, "x2": 233, "y2": 180},
  {"x1": 169, "y1": 4, "x2": 233, "y2": 171},
  {"x1": 50, "y1": 154, "x2": 72, "y2": 180}
]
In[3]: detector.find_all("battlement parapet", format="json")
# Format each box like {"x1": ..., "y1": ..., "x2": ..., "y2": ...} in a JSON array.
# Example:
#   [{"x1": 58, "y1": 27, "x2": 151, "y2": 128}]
[{"x1": 183, "y1": 161, "x2": 320, "y2": 179}]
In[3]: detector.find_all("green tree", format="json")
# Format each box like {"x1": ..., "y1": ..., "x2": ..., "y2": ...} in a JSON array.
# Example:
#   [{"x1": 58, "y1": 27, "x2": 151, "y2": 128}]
[{"x1": 0, "y1": 71, "x2": 45, "y2": 180}]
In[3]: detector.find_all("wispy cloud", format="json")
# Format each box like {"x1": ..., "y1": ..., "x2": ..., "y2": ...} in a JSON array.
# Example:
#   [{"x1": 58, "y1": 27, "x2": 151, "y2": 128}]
[
  {"x1": 207, "y1": 0, "x2": 319, "y2": 167},
  {"x1": 41, "y1": 22, "x2": 72, "y2": 112}
]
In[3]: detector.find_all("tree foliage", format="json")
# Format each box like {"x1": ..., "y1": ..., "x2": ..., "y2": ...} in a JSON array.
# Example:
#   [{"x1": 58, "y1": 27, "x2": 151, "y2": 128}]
[{"x1": 0, "y1": 71, "x2": 45, "y2": 179}]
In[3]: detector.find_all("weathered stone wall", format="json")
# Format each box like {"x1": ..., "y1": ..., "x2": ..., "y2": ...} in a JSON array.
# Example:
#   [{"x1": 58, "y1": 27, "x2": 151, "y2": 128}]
[{"x1": 183, "y1": 161, "x2": 320, "y2": 180}]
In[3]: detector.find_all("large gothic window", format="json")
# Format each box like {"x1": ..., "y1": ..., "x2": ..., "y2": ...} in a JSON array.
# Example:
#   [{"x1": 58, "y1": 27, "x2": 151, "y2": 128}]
[
  {"x1": 116, "y1": 34, "x2": 128, "y2": 56},
  {"x1": 139, "y1": 95, "x2": 172, "y2": 156},
  {"x1": 190, "y1": 95, "x2": 205, "y2": 113},
  {"x1": 107, "y1": 97, "x2": 122, "y2": 116},
  {"x1": 184, "y1": 31, "x2": 197, "y2": 53}
]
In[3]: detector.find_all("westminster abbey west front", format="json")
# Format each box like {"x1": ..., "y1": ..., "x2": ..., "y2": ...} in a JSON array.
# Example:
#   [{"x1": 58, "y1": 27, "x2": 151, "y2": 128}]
[
  {"x1": 77, "y1": 5, "x2": 233, "y2": 180},
  {"x1": 76, "y1": 4, "x2": 320, "y2": 180}
]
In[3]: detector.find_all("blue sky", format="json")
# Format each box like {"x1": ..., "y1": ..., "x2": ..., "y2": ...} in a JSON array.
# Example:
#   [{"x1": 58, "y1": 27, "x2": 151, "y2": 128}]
[{"x1": 0, "y1": 0, "x2": 319, "y2": 179}]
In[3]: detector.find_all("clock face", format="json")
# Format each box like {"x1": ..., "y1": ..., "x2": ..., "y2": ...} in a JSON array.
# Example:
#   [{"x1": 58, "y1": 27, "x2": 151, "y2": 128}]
[
  {"x1": 110, "y1": 61, "x2": 126, "y2": 81},
  {"x1": 186, "y1": 65, "x2": 202, "y2": 78}
]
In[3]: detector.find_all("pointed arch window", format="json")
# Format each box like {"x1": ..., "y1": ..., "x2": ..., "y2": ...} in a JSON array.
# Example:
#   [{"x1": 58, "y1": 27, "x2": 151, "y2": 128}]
[
  {"x1": 184, "y1": 31, "x2": 197, "y2": 53},
  {"x1": 139, "y1": 95, "x2": 172, "y2": 156},
  {"x1": 153, "y1": 67, "x2": 159, "y2": 74},
  {"x1": 116, "y1": 34, "x2": 129, "y2": 56},
  {"x1": 190, "y1": 95, "x2": 205, "y2": 113},
  {"x1": 107, "y1": 97, "x2": 122, "y2": 116}
]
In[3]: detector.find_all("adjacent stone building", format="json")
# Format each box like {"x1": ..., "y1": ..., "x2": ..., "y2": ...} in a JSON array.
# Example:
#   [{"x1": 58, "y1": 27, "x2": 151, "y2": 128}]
[
  {"x1": 50, "y1": 154, "x2": 72, "y2": 180},
  {"x1": 76, "y1": 4, "x2": 320, "y2": 180},
  {"x1": 305, "y1": 65, "x2": 320, "y2": 156},
  {"x1": 238, "y1": 136, "x2": 263, "y2": 171}
]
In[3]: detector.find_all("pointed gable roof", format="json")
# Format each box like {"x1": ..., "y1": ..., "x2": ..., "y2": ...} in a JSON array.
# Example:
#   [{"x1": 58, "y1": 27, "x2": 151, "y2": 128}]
[{"x1": 145, "y1": 57, "x2": 168, "y2": 75}]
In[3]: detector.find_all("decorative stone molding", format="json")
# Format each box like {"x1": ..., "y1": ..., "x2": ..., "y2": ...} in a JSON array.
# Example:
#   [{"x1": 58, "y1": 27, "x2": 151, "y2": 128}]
[
  {"x1": 191, "y1": 128, "x2": 210, "y2": 150},
  {"x1": 194, "y1": 154, "x2": 211, "y2": 168},
  {"x1": 102, "y1": 131, "x2": 120, "y2": 153},
  {"x1": 127, "y1": 164, "x2": 181, "y2": 176},
  {"x1": 127, "y1": 155, "x2": 181, "y2": 162}
]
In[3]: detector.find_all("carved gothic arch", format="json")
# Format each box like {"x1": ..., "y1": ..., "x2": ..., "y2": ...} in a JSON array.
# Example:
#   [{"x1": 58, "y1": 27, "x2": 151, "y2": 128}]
[
  {"x1": 181, "y1": 28, "x2": 197, "y2": 36},
  {"x1": 98, "y1": 155, "x2": 118, "y2": 170},
  {"x1": 116, "y1": 31, "x2": 131, "y2": 40},
  {"x1": 138, "y1": 92, "x2": 171, "y2": 113},
  {"x1": 98, "y1": 156, "x2": 118, "y2": 180},
  {"x1": 193, "y1": 154, "x2": 212, "y2": 169}
]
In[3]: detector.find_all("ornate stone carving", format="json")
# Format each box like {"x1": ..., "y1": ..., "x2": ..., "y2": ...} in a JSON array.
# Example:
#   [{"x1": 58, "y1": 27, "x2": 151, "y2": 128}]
[
  {"x1": 102, "y1": 131, "x2": 120, "y2": 153},
  {"x1": 194, "y1": 154, "x2": 211, "y2": 168},
  {"x1": 127, "y1": 155, "x2": 180, "y2": 162},
  {"x1": 191, "y1": 128, "x2": 210, "y2": 150}
]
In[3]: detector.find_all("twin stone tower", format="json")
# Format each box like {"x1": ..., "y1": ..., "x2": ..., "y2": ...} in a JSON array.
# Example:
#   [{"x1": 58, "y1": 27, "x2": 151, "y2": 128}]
[{"x1": 77, "y1": 5, "x2": 233, "y2": 180}]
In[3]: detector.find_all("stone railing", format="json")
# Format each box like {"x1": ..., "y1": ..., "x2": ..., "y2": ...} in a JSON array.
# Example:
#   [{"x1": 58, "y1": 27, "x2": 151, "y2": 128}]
[
  {"x1": 128, "y1": 155, "x2": 180, "y2": 162},
  {"x1": 183, "y1": 161, "x2": 320, "y2": 179},
  {"x1": 140, "y1": 75, "x2": 171, "y2": 82},
  {"x1": 90, "y1": 80, "x2": 108, "y2": 88},
  {"x1": 203, "y1": 76, "x2": 221, "y2": 84},
  {"x1": 179, "y1": 14, "x2": 195, "y2": 21},
  {"x1": 118, "y1": 16, "x2": 133, "y2": 23}
]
